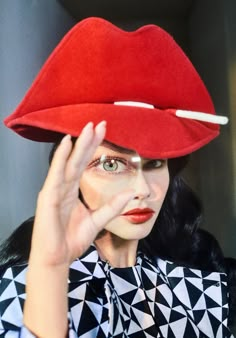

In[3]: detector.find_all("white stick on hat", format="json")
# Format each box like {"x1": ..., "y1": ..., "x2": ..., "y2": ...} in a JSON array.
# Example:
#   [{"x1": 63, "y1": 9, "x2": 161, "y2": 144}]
[
  {"x1": 176, "y1": 109, "x2": 228, "y2": 125},
  {"x1": 114, "y1": 101, "x2": 229, "y2": 125}
]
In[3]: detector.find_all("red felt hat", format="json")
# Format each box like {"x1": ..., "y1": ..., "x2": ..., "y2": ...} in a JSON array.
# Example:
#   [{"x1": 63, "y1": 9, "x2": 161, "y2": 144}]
[{"x1": 4, "y1": 17, "x2": 228, "y2": 158}]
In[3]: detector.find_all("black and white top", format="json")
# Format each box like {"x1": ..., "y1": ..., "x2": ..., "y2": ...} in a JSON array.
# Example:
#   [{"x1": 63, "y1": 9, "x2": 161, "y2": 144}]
[{"x1": 0, "y1": 245, "x2": 234, "y2": 337}]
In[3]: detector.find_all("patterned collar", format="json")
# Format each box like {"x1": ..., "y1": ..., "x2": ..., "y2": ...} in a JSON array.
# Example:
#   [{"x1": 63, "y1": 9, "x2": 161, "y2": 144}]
[
  {"x1": 68, "y1": 244, "x2": 227, "y2": 287},
  {"x1": 68, "y1": 244, "x2": 161, "y2": 283}
]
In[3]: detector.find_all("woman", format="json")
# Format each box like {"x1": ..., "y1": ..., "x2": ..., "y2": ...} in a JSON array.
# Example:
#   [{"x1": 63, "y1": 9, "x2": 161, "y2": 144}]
[{"x1": 0, "y1": 17, "x2": 235, "y2": 337}]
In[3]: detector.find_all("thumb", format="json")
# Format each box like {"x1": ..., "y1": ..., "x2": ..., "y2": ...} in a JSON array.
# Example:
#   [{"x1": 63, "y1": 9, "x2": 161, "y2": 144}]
[{"x1": 91, "y1": 189, "x2": 135, "y2": 231}]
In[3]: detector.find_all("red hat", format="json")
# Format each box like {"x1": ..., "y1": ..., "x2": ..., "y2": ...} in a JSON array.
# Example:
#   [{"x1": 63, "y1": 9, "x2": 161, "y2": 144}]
[{"x1": 4, "y1": 17, "x2": 228, "y2": 158}]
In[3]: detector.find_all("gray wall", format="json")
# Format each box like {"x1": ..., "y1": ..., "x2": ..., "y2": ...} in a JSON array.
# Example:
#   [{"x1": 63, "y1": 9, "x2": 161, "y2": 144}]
[{"x1": 0, "y1": 0, "x2": 75, "y2": 240}]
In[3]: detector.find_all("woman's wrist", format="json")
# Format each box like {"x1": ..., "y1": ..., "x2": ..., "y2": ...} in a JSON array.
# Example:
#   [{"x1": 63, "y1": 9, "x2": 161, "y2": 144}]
[{"x1": 24, "y1": 260, "x2": 70, "y2": 338}]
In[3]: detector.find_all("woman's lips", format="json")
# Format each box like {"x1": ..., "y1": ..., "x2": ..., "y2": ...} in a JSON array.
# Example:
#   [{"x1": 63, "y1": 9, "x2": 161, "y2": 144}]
[{"x1": 121, "y1": 208, "x2": 155, "y2": 224}]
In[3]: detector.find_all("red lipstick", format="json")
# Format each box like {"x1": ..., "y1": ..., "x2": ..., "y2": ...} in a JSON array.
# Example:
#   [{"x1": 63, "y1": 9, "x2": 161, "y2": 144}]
[{"x1": 122, "y1": 208, "x2": 155, "y2": 224}]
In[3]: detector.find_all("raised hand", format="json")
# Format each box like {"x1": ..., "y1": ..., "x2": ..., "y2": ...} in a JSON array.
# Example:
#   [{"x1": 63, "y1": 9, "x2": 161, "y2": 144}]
[
  {"x1": 30, "y1": 121, "x2": 135, "y2": 266},
  {"x1": 24, "y1": 122, "x2": 134, "y2": 338}
]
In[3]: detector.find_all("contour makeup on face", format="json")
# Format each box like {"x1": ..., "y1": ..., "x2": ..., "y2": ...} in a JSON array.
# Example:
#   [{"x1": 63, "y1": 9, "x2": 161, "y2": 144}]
[{"x1": 79, "y1": 143, "x2": 170, "y2": 241}]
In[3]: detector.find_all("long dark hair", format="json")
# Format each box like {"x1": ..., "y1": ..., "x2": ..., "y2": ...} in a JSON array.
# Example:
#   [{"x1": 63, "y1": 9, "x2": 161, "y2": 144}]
[{"x1": 0, "y1": 140, "x2": 235, "y2": 325}]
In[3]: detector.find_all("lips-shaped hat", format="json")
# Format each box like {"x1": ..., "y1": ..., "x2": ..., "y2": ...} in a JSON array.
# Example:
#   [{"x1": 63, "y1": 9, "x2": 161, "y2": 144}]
[{"x1": 4, "y1": 17, "x2": 228, "y2": 158}]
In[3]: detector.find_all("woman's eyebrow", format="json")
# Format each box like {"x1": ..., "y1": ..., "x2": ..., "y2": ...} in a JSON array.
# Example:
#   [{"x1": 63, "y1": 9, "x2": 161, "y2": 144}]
[{"x1": 101, "y1": 141, "x2": 136, "y2": 155}]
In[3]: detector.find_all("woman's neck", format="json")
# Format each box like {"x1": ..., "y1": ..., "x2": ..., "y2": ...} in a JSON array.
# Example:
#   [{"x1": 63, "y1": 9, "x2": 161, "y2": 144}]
[{"x1": 95, "y1": 232, "x2": 139, "y2": 268}]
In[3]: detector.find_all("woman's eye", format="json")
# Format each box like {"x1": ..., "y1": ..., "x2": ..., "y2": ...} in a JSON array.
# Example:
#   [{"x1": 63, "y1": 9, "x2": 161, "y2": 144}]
[
  {"x1": 87, "y1": 156, "x2": 166, "y2": 174},
  {"x1": 102, "y1": 159, "x2": 120, "y2": 172},
  {"x1": 88, "y1": 156, "x2": 133, "y2": 174},
  {"x1": 143, "y1": 159, "x2": 164, "y2": 170}
]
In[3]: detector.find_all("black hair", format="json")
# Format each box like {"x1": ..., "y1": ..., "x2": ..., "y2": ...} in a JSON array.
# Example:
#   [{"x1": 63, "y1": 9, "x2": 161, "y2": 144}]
[
  {"x1": 0, "y1": 217, "x2": 33, "y2": 277},
  {"x1": 0, "y1": 140, "x2": 236, "y2": 326}
]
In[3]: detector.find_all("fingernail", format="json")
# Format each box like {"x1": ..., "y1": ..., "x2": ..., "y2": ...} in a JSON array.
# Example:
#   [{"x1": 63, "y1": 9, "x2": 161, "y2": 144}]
[
  {"x1": 85, "y1": 122, "x2": 94, "y2": 129},
  {"x1": 96, "y1": 121, "x2": 107, "y2": 129},
  {"x1": 99, "y1": 120, "x2": 107, "y2": 126},
  {"x1": 61, "y1": 134, "x2": 71, "y2": 143}
]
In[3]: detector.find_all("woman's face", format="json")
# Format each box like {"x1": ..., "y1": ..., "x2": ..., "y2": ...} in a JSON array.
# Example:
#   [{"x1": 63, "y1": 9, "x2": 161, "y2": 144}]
[{"x1": 80, "y1": 142, "x2": 170, "y2": 241}]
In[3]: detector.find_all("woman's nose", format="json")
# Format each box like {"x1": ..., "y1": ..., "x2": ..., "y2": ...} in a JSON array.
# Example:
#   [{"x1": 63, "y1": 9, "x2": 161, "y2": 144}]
[{"x1": 133, "y1": 171, "x2": 151, "y2": 200}]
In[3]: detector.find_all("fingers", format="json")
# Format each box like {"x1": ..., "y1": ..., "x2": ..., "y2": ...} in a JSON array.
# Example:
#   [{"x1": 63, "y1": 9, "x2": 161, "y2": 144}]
[
  {"x1": 43, "y1": 134, "x2": 73, "y2": 189},
  {"x1": 91, "y1": 189, "x2": 135, "y2": 231},
  {"x1": 65, "y1": 121, "x2": 106, "y2": 181},
  {"x1": 43, "y1": 121, "x2": 106, "y2": 190}
]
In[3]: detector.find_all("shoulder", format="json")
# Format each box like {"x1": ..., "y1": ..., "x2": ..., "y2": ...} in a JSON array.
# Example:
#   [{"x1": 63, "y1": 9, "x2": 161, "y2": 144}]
[
  {"x1": 142, "y1": 253, "x2": 228, "y2": 297},
  {"x1": 0, "y1": 264, "x2": 27, "y2": 330},
  {"x1": 156, "y1": 257, "x2": 232, "y2": 333},
  {"x1": 0, "y1": 264, "x2": 28, "y2": 299},
  {"x1": 157, "y1": 257, "x2": 229, "y2": 312},
  {"x1": 156, "y1": 256, "x2": 228, "y2": 294},
  {"x1": 157, "y1": 256, "x2": 228, "y2": 282}
]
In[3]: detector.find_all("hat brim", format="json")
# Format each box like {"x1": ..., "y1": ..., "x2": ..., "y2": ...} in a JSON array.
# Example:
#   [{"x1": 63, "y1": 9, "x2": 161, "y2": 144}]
[{"x1": 5, "y1": 103, "x2": 219, "y2": 158}]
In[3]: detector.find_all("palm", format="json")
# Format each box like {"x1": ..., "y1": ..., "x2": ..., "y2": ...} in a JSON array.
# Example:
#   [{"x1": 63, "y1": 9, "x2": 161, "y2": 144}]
[{"x1": 30, "y1": 122, "x2": 134, "y2": 266}]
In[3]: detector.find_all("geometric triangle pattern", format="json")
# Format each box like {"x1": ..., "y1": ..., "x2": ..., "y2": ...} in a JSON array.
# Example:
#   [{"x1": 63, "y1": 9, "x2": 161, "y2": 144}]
[{"x1": 0, "y1": 245, "x2": 234, "y2": 337}]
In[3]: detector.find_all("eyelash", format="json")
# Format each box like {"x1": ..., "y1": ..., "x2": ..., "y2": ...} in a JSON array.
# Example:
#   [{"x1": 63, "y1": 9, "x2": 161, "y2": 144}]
[
  {"x1": 143, "y1": 159, "x2": 165, "y2": 170},
  {"x1": 87, "y1": 156, "x2": 165, "y2": 173},
  {"x1": 87, "y1": 156, "x2": 133, "y2": 175}
]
